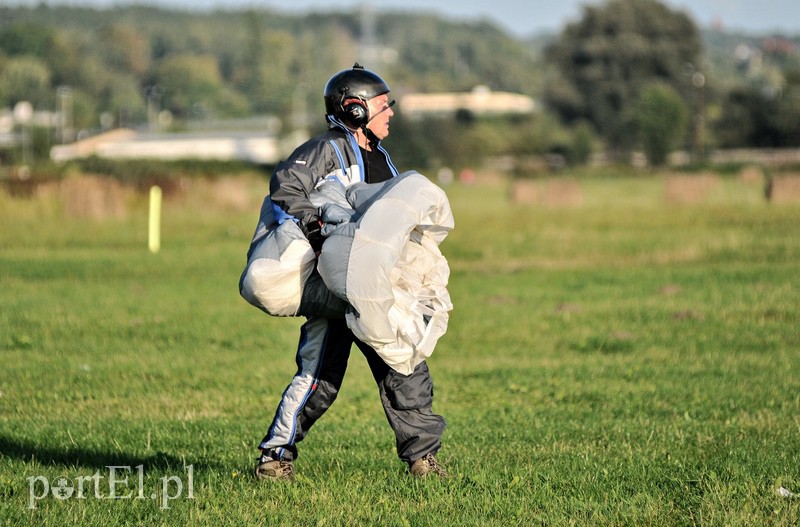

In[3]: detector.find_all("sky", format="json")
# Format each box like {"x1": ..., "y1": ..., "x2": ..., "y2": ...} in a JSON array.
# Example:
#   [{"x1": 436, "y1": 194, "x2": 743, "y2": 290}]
[{"x1": 7, "y1": 0, "x2": 800, "y2": 37}]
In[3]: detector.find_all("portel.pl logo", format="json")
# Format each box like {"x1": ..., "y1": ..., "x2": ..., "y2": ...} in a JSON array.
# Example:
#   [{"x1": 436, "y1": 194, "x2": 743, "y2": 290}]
[{"x1": 27, "y1": 465, "x2": 194, "y2": 510}]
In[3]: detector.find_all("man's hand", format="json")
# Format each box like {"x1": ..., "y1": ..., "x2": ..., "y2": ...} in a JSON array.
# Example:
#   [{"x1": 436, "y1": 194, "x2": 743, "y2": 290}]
[{"x1": 320, "y1": 202, "x2": 354, "y2": 237}]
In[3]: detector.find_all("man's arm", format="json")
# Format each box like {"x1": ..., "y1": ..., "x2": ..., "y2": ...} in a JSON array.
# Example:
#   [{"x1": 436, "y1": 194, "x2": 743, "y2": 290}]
[{"x1": 269, "y1": 139, "x2": 330, "y2": 250}]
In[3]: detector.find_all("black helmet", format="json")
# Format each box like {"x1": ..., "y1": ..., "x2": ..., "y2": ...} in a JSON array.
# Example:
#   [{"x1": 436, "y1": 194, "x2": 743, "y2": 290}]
[{"x1": 324, "y1": 63, "x2": 390, "y2": 129}]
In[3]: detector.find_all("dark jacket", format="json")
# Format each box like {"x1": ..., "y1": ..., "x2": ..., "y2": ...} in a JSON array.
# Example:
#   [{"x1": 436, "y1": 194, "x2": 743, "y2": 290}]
[{"x1": 268, "y1": 118, "x2": 400, "y2": 235}]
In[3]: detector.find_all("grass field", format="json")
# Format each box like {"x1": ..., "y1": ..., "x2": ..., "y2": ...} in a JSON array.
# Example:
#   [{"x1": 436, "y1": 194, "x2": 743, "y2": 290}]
[{"x1": 1, "y1": 171, "x2": 799, "y2": 526}]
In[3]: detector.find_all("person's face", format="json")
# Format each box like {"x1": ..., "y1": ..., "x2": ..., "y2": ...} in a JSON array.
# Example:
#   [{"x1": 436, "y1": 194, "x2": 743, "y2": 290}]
[{"x1": 366, "y1": 94, "x2": 394, "y2": 140}]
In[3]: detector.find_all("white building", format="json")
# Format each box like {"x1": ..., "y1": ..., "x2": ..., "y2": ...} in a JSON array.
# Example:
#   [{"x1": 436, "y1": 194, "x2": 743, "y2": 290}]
[
  {"x1": 399, "y1": 86, "x2": 536, "y2": 120},
  {"x1": 50, "y1": 128, "x2": 285, "y2": 164}
]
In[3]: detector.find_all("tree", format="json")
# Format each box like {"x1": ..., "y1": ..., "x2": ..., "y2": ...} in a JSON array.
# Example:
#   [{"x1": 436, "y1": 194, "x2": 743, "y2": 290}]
[
  {"x1": 715, "y1": 82, "x2": 800, "y2": 148},
  {"x1": 100, "y1": 74, "x2": 148, "y2": 127},
  {"x1": 545, "y1": 0, "x2": 702, "y2": 154},
  {"x1": 0, "y1": 22, "x2": 54, "y2": 58},
  {"x1": 96, "y1": 24, "x2": 151, "y2": 77},
  {"x1": 0, "y1": 56, "x2": 52, "y2": 108},
  {"x1": 152, "y1": 54, "x2": 224, "y2": 119},
  {"x1": 634, "y1": 83, "x2": 688, "y2": 166},
  {"x1": 251, "y1": 30, "x2": 302, "y2": 115}
]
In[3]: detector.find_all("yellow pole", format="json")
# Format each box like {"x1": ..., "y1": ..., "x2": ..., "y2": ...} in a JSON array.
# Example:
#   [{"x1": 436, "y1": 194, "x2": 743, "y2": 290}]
[{"x1": 148, "y1": 185, "x2": 162, "y2": 253}]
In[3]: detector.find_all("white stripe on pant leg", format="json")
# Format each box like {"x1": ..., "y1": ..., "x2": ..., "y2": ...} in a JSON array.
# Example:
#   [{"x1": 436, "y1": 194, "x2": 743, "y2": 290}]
[{"x1": 260, "y1": 317, "x2": 330, "y2": 452}]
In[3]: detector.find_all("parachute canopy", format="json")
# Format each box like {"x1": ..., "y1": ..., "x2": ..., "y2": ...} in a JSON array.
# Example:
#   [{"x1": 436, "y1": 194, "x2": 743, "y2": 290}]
[
  {"x1": 318, "y1": 171, "x2": 454, "y2": 374},
  {"x1": 240, "y1": 171, "x2": 454, "y2": 374}
]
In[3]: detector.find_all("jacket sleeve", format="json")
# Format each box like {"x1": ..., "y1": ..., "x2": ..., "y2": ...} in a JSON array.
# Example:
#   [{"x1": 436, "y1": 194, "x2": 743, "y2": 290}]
[{"x1": 269, "y1": 138, "x2": 332, "y2": 229}]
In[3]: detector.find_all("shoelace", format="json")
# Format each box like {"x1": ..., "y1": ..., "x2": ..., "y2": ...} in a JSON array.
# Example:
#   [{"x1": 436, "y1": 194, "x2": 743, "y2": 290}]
[
  {"x1": 257, "y1": 457, "x2": 294, "y2": 476},
  {"x1": 423, "y1": 453, "x2": 447, "y2": 476},
  {"x1": 277, "y1": 461, "x2": 294, "y2": 477}
]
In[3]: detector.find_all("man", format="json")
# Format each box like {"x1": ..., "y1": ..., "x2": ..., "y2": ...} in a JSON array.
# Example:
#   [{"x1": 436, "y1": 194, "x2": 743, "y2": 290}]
[{"x1": 252, "y1": 64, "x2": 447, "y2": 481}]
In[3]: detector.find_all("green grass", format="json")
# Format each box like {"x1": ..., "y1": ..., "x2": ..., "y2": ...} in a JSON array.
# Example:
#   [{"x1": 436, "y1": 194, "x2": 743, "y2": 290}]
[{"x1": 1, "y1": 172, "x2": 799, "y2": 526}]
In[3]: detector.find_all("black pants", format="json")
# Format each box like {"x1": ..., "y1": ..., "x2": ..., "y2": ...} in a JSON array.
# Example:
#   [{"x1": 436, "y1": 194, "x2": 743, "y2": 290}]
[{"x1": 259, "y1": 317, "x2": 446, "y2": 463}]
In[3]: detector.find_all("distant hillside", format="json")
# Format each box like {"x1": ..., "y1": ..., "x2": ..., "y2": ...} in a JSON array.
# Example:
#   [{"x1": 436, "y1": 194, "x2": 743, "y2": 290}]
[
  {"x1": 1, "y1": 3, "x2": 798, "y2": 150},
  {"x1": 0, "y1": 4, "x2": 542, "y2": 94}
]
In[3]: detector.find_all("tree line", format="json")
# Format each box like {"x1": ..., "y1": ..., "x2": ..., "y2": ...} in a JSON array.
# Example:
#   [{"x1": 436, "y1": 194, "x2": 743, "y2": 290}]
[{"x1": 0, "y1": 0, "x2": 798, "y2": 170}]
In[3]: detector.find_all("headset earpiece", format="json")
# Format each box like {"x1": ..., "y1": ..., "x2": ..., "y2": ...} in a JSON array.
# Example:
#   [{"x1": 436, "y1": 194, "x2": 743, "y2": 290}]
[{"x1": 340, "y1": 98, "x2": 369, "y2": 129}]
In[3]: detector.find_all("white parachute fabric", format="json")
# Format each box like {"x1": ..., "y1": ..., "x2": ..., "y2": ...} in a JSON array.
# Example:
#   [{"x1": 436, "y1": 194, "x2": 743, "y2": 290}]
[
  {"x1": 239, "y1": 196, "x2": 316, "y2": 317},
  {"x1": 240, "y1": 214, "x2": 316, "y2": 317},
  {"x1": 318, "y1": 171, "x2": 454, "y2": 375},
  {"x1": 240, "y1": 171, "x2": 455, "y2": 373},
  {"x1": 239, "y1": 181, "x2": 356, "y2": 318}
]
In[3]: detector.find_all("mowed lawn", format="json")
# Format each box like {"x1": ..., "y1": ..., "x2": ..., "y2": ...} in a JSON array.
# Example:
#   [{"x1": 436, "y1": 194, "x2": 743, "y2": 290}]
[{"x1": 1, "y1": 171, "x2": 798, "y2": 525}]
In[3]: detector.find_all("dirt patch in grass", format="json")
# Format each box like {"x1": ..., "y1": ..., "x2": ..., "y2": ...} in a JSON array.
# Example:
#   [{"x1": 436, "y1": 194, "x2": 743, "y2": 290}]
[
  {"x1": 511, "y1": 178, "x2": 583, "y2": 207},
  {"x1": 664, "y1": 173, "x2": 720, "y2": 204},
  {"x1": 60, "y1": 174, "x2": 133, "y2": 219},
  {"x1": 766, "y1": 174, "x2": 800, "y2": 203},
  {"x1": 739, "y1": 165, "x2": 765, "y2": 185}
]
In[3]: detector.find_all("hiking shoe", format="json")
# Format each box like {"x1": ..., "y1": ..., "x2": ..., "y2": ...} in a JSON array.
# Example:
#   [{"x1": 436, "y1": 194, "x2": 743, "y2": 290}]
[
  {"x1": 409, "y1": 452, "x2": 448, "y2": 478},
  {"x1": 254, "y1": 457, "x2": 295, "y2": 482}
]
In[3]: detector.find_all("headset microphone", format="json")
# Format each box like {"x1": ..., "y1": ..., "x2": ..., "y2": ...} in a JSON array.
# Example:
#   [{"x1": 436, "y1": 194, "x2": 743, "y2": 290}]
[{"x1": 367, "y1": 99, "x2": 396, "y2": 123}]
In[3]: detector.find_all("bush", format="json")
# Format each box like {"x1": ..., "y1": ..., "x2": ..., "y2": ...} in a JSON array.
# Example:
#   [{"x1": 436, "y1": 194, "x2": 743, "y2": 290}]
[{"x1": 634, "y1": 83, "x2": 689, "y2": 166}]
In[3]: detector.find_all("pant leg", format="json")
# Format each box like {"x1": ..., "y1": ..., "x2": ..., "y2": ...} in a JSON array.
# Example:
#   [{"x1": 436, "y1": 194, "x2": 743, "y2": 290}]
[
  {"x1": 259, "y1": 317, "x2": 353, "y2": 460},
  {"x1": 293, "y1": 319, "x2": 354, "y2": 443},
  {"x1": 356, "y1": 341, "x2": 446, "y2": 464}
]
